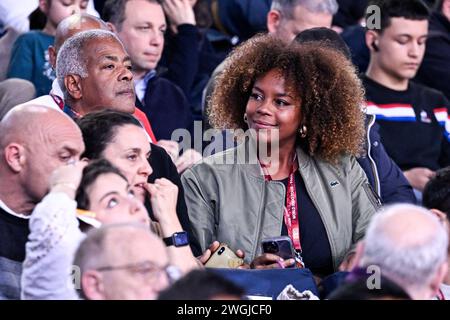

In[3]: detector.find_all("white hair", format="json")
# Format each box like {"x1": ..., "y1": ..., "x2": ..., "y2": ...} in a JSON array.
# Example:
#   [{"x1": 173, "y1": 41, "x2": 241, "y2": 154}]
[
  {"x1": 271, "y1": 0, "x2": 339, "y2": 18},
  {"x1": 56, "y1": 29, "x2": 123, "y2": 100},
  {"x1": 362, "y1": 204, "x2": 448, "y2": 290}
]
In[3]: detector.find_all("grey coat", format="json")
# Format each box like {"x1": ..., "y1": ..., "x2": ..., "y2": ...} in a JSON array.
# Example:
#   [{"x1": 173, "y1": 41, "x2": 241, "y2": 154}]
[{"x1": 182, "y1": 139, "x2": 380, "y2": 270}]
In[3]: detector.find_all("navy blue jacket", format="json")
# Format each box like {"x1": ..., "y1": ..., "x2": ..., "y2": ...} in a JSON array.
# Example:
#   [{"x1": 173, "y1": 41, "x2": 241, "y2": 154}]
[
  {"x1": 213, "y1": 0, "x2": 270, "y2": 41},
  {"x1": 357, "y1": 115, "x2": 416, "y2": 204},
  {"x1": 160, "y1": 24, "x2": 200, "y2": 101},
  {"x1": 415, "y1": 12, "x2": 450, "y2": 100},
  {"x1": 137, "y1": 75, "x2": 194, "y2": 142}
]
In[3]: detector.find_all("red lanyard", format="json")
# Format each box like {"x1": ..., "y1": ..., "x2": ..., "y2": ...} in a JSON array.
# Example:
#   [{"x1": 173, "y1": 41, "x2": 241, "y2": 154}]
[
  {"x1": 260, "y1": 154, "x2": 302, "y2": 253},
  {"x1": 50, "y1": 94, "x2": 64, "y2": 110}
]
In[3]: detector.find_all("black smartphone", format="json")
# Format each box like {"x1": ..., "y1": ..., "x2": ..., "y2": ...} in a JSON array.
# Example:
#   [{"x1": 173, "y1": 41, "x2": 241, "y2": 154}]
[{"x1": 261, "y1": 236, "x2": 296, "y2": 260}]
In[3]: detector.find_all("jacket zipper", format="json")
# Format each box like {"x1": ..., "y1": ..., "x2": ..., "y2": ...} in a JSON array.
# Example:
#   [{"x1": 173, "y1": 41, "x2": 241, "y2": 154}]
[{"x1": 366, "y1": 115, "x2": 381, "y2": 197}]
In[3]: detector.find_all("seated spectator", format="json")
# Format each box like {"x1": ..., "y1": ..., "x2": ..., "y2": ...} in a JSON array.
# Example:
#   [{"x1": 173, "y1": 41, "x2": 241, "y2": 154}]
[
  {"x1": 203, "y1": 0, "x2": 339, "y2": 125},
  {"x1": 362, "y1": 0, "x2": 450, "y2": 198},
  {"x1": 74, "y1": 223, "x2": 175, "y2": 300},
  {"x1": 353, "y1": 204, "x2": 449, "y2": 300},
  {"x1": 332, "y1": 0, "x2": 368, "y2": 33},
  {"x1": 76, "y1": 110, "x2": 201, "y2": 256},
  {"x1": 423, "y1": 166, "x2": 450, "y2": 299},
  {"x1": 75, "y1": 159, "x2": 150, "y2": 228},
  {"x1": 102, "y1": 0, "x2": 194, "y2": 142},
  {"x1": 6, "y1": 0, "x2": 88, "y2": 96},
  {"x1": 182, "y1": 34, "x2": 379, "y2": 279},
  {"x1": 56, "y1": 26, "x2": 200, "y2": 172},
  {"x1": 21, "y1": 15, "x2": 156, "y2": 142},
  {"x1": 22, "y1": 14, "x2": 106, "y2": 108},
  {"x1": 0, "y1": 27, "x2": 22, "y2": 81},
  {"x1": 415, "y1": 0, "x2": 450, "y2": 100},
  {"x1": 294, "y1": 27, "x2": 415, "y2": 204},
  {"x1": 0, "y1": 104, "x2": 84, "y2": 299},
  {"x1": 21, "y1": 158, "x2": 199, "y2": 299},
  {"x1": 0, "y1": 78, "x2": 35, "y2": 120},
  {"x1": 158, "y1": 269, "x2": 245, "y2": 300},
  {"x1": 157, "y1": 0, "x2": 224, "y2": 119},
  {"x1": 327, "y1": 275, "x2": 411, "y2": 300},
  {"x1": 56, "y1": 29, "x2": 135, "y2": 117}
]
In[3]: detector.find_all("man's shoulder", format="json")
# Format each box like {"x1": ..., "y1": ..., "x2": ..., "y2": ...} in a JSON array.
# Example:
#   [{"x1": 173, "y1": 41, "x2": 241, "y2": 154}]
[
  {"x1": 409, "y1": 81, "x2": 448, "y2": 102},
  {"x1": 17, "y1": 95, "x2": 61, "y2": 111},
  {"x1": 147, "y1": 74, "x2": 181, "y2": 89},
  {"x1": 15, "y1": 31, "x2": 53, "y2": 44},
  {"x1": 144, "y1": 75, "x2": 189, "y2": 109}
]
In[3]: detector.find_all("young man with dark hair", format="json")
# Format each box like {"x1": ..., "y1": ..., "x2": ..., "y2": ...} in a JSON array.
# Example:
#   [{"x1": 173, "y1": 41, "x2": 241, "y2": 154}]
[{"x1": 363, "y1": 0, "x2": 450, "y2": 199}]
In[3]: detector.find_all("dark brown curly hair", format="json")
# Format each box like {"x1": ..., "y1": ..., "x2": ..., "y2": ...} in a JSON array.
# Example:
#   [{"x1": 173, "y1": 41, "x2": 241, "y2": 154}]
[{"x1": 208, "y1": 34, "x2": 366, "y2": 163}]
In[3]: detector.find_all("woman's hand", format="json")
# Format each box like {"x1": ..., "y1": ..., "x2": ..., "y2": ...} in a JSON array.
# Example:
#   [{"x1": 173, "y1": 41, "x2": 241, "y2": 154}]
[
  {"x1": 48, "y1": 160, "x2": 87, "y2": 199},
  {"x1": 144, "y1": 178, "x2": 179, "y2": 225},
  {"x1": 250, "y1": 254, "x2": 295, "y2": 269},
  {"x1": 198, "y1": 241, "x2": 249, "y2": 268}
]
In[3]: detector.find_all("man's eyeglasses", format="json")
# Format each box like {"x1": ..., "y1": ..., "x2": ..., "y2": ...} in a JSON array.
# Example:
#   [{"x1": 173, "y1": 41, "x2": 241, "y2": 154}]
[{"x1": 96, "y1": 260, "x2": 180, "y2": 284}]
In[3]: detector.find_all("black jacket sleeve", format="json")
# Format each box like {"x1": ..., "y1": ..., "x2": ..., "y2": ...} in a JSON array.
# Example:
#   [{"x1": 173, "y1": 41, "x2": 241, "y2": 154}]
[
  {"x1": 160, "y1": 24, "x2": 200, "y2": 99},
  {"x1": 146, "y1": 143, "x2": 202, "y2": 256}
]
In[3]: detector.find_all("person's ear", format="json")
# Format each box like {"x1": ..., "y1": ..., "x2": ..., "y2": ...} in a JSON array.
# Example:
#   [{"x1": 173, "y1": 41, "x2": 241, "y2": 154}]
[
  {"x1": 81, "y1": 270, "x2": 106, "y2": 300},
  {"x1": 64, "y1": 74, "x2": 83, "y2": 100},
  {"x1": 106, "y1": 22, "x2": 117, "y2": 33},
  {"x1": 430, "y1": 209, "x2": 447, "y2": 222},
  {"x1": 38, "y1": 0, "x2": 49, "y2": 14},
  {"x1": 366, "y1": 30, "x2": 379, "y2": 52},
  {"x1": 48, "y1": 45, "x2": 57, "y2": 70},
  {"x1": 429, "y1": 261, "x2": 448, "y2": 299},
  {"x1": 4, "y1": 143, "x2": 26, "y2": 173},
  {"x1": 267, "y1": 10, "x2": 282, "y2": 34}
]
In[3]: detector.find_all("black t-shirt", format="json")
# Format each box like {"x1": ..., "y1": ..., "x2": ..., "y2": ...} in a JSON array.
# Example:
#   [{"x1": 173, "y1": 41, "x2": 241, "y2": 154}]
[
  {"x1": 362, "y1": 75, "x2": 450, "y2": 170},
  {"x1": 278, "y1": 171, "x2": 334, "y2": 277},
  {"x1": 0, "y1": 202, "x2": 30, "y2": 300}
]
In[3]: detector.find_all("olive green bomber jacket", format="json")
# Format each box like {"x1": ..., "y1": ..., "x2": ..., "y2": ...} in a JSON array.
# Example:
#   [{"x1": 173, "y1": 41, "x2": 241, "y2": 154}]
[{"x1": 181, "y1": 141, "x2": 380, "y2": 271}]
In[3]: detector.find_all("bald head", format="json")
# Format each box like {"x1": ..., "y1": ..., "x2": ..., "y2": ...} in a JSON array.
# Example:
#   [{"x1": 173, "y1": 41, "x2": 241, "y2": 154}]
[
  {"x1": 361, "y1": 204, "x2": 448, "y2": 299},
  {"x1": 54, "y1": 14, "x2": 108, "y2": 52},
  {"x1": 0, "y1": 105, "x2": 85, "y2": 212},
  {"x1": 377, "y1": 205, "x2": 442, "y2": 248},
  {"x1": 0, "y1": 104, "x2": 81, "y2": 149},
  {"x1": 50, "y1": 14, "x2": 109, "y2": 69},
  {"x1": 75, "y1": 223, "x2": 170, "y2": 300}
]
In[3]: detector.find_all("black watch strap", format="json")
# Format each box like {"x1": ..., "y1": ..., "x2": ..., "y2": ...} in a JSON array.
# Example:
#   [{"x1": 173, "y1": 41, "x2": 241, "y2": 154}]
[{"x1": 163, "y1": 231, "x2": 189, "y2": 247}]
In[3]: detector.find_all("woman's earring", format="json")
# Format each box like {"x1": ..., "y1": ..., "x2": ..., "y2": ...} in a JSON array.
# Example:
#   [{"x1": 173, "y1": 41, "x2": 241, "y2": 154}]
[
  {"x1": 243, "y1": 113, "x2": 248, "y2": 123},
  {"x1": 299, "y1": 125, "x2": 307, "y2": 138}
]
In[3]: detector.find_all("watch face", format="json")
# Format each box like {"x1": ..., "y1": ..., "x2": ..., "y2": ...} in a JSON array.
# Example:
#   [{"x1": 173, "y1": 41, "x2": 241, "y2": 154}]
[{"x1": 173, "y1": 232, "x2": 189, "y2": 246}]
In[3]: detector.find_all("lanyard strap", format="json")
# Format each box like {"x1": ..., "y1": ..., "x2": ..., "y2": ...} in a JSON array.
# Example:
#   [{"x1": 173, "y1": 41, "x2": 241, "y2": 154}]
[
  {"x1": 260, "y1": 154, "x2": 302, "y2": 253},
  {"x1": 50, "y1": 94, "x2": 64, "y2": 110}
]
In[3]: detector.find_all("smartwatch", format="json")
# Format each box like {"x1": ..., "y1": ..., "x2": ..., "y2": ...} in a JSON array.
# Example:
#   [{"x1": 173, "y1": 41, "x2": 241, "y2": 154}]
[{"x1": 163, "y1": 231, "x2": 189, "y2": 247}]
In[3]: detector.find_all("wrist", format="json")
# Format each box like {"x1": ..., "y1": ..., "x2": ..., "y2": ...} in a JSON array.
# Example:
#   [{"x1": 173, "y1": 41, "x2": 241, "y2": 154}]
[{"x1": 50, "y1": 183, "x2": 77, "y2": 199}]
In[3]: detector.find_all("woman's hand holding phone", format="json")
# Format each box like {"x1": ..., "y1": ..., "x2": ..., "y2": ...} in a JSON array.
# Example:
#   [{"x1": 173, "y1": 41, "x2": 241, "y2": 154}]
[{"x1": 250, "y1": 254, "x2": 296, "y2": 269}]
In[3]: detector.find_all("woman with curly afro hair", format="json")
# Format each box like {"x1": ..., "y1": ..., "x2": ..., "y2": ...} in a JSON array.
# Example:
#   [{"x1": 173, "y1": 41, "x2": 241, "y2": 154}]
[{"x1": 182, "y1": 34, "x2": 380, "y2": 278}]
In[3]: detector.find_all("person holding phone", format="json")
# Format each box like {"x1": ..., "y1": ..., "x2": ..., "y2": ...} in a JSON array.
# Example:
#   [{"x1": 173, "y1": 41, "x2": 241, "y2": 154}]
[{"x1": 182, "y1": 34, "x2": 380, "y2": 278}]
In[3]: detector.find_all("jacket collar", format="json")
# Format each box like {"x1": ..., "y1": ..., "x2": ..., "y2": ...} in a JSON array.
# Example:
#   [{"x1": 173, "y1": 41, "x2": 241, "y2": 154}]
[{"x1": 232, "y1": 135, "x2": 311, "y2": 179}]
